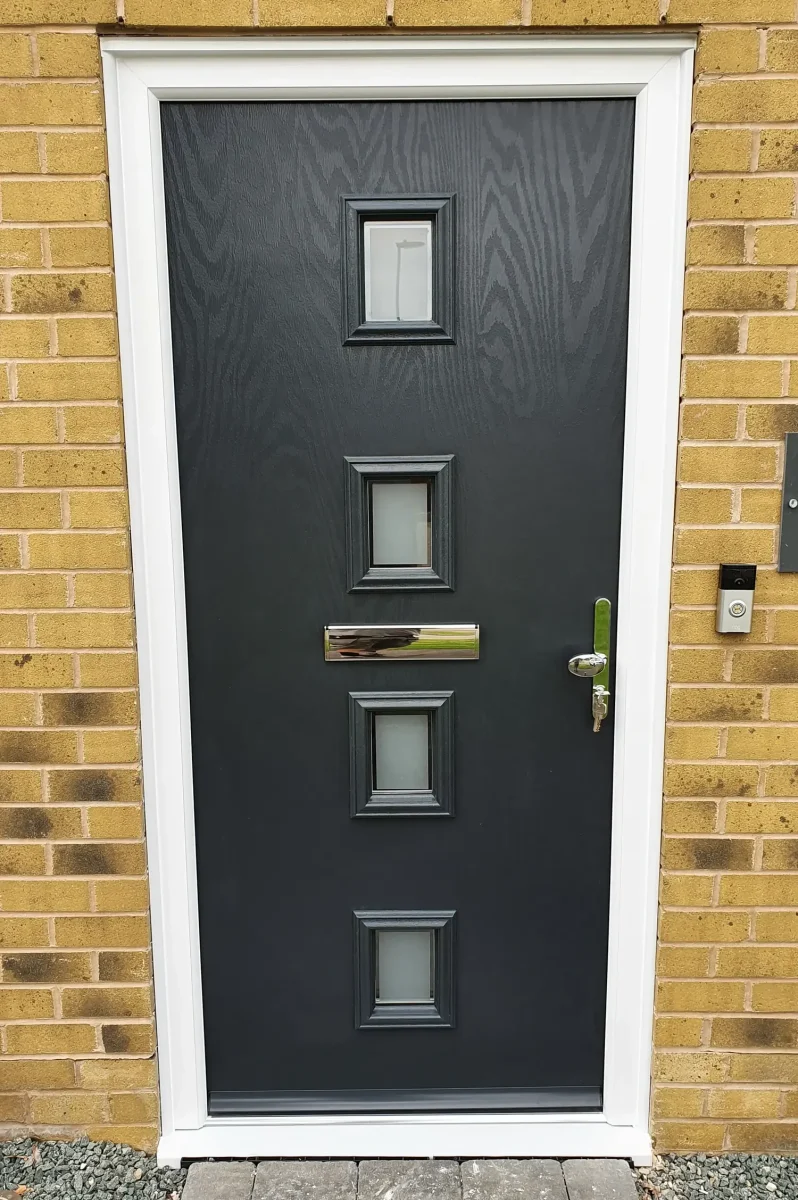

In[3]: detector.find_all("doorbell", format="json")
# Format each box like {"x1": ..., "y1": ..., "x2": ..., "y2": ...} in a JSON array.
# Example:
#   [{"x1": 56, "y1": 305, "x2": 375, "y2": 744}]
[{"x1": 716, "y1": 564, "x2": 757, "y2": 634}]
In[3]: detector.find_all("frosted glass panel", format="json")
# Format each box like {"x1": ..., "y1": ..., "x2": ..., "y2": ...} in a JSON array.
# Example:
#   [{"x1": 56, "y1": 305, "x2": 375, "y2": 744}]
[
  {"x1": 370, "y1": 481, "x2": 430, "y2": 567},
  {"x1": 373, "y1": 712, "x2": 430, "y2": 792},
  {"x1": 376, "y1": 930, "x2": 434, "y2": 1003},
  {"x1": 363, "y1": 221, "x2": 433, "y2": 322}
]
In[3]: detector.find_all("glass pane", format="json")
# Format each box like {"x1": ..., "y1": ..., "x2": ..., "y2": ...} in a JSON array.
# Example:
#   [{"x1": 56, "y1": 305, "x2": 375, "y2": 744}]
[
  {"x1": 370, "y1": 481, "x2": 430, "y2": 567},
  {"x1": 376, "y1": 929, "x2": 434, "y2": 1003},
  {"x1": 373, "y1": 712, "x2": 430, "y2": 792},
  {"x1": 363, "y1": 220, "x2": 432, "y2": 322}
]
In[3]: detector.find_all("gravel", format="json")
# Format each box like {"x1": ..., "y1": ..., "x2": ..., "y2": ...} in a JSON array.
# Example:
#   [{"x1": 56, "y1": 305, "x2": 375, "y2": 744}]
[
  {"x1": 0, "y1": 1138, "x2": 185, "y2": 1200},
  {"x1": 635, "y1": 1154, "x2": 798, "y2": 1199}
]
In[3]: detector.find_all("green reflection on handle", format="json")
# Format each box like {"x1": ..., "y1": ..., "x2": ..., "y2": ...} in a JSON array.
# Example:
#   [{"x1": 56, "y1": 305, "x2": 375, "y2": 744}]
[{"x1": 593, "y1": 598, "x2": 611, "y2": 692}]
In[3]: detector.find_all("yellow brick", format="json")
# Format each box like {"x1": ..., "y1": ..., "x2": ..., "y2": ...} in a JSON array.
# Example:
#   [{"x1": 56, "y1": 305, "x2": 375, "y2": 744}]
[
  {"x1": 653, "y1": 1122, "x2": 728, "y2": 1152},
  {"x1": 762, "y1": 839, "x2": 798, "y2": 869},
  {"x1": 683, "y1": 317, "x2": 739, "y2": 357},
  {"x1": 696, "y1": 79, "x2": 798, "y2": 123},
  {"x1": 54, "y1": 915, "x2": 149, "y2": 948},
  {"x1": 721, "y1": 875, "x2": 798, "y2": 906},
  {"x1": 676, "y1": 488, "x2": 733, "y2": 524},
  {"x1": 708, "y1": 1089, "x2": 781, "y2": 1118},
  {"x1": 6, "y1": 1022, "x2": 94, "y2": 1054},
  {"x1": 748, "y1": 403, "x2": 798, "y2": 442},
  {"x1": 666, "y1": 725, "x2": 721, "y2": 759},
  {"x1": 775, "y1": 611, "x2": 798, "y2": 644},
  {"x1": 44, "y1": 132, "x2": 106, "y2": 177},
  {"x1": 69, "y1": 491, "x2": 129, "y2": 530},
  {"x1": 691, "y1": 131, "x2": 752, "y2": 175},
  {"x1": 0, "y1": 880, "x2": 89, "y2": 912},
  {"x1": 690, "y1": 178, "x2": 794, "y2": 223},
  {"x1": 109, "y1": 1093, "x2": 158, "y2": 1124},
  {"x1": 0, "y1": 535, "x2": 21, "y2": 568},
  {"x1": 663, "y1": 801, "x2": 718, "y2": 833},
  {"x1": 695, "y1": 28, "x2": 760, "y2": 72},
  {"x1": 260, "y1": 0, "x2": 386, "y2": 22},
  {"x1": 669, "y1": 648, "x2": 725, "y2": 683},
  {"x1": 0, "y1": 845, "x2": 44, "y2": 873},
  {"x1": 727, "y1": 802, "x2": 798, "y2": 832},
  {"x1": 0, "y1": 320, "x2": 50, "y2": 360},
  {"x1": 12, "y1": 273, "x2": 115, "y2": 317},
  {"x1": 17, "y1": 362, "x2": 120, "y2": 404},
  {"x1": 49, "y1": 228, "x2": 113, "y2": 270},
  {"x1": 0, "y1": 493, "x2": 61, "y2": 529},
  {"x1": 83, "y1": 730, "x2": 139, "y2": 765},
  {"x1": 661, "y1": 837, "x2": 755, "y2": 871},
  {"x1": 753, "y1": 984, "x2": 798, "y2": 1013},
  {"x1": 764, "y1": 766, "x2": 798, "y2": 796},
  {"x1": 654, "y1": 1051, "x2": 730, "y2": 1084},
  {"x1": 686, "y1": 227, "x2": 745, "y2": 268},
  {"x1": 73, "y1": 573, "x2": 131, "y2": 608},
  {"x1": 62, "y1": 986, "x2": 150, "y2": 1019},
  {"x1": 654, "y1": 1018, "x2": 705, "y2": 1048},
  {"x1": 680, "y1": 0, "x2": 793, "y2": 19},
  {"x1": 79, "y1": 653, "x2": 137, "y2": 687},
  {"x1": 668, "y1": 687, "x2": 764, "y2": 722},
  {"x1": 0, "y1": 452, "x2": 15, "y2": 486},
  {"x1": 0, "y1": 653, "x2": 71, "y2": 688},
  {"x1": 0, "y1": 770, "x2": 41, "y2": 803},
  {"x1": 0, "y1": 918, "x2": 48, "y2": 947},
  {"x1": 94, "y1": 879, "x2": 150, "y2": 912},
  {"x1": 78, "y1": 1058, "x2": 156, "y2": 1089},
  {"x1": 732, "y1": 650, "x2": 798, "y2": 684},
  {"x1": 98, "y1": 950, "x2": 150, "y2": 982},
  {"x1": 675, "y1": 528, "x2": 775, "y2": 565},
  {"x1": 0, "y1": 0, "x2": 114, "y2": 17},
  {"x1": 766, "y1": 28, "x2": 798, "y2": 70},
  {"x1": 661, "y1": 874, "x2": 715, "y2": 906},
  {"x1": 2, "y1": 181, "x2": 108, "y2": 224},
  {"x1": 57, "y1": 318, "x2": 118, "y2": 358},
  {"x1": 0, "y1": 31, "x2": 31, "y2": 74},
  {"x1": 37, "y1": 32, "x2": 99, "y2": 78},
  {"x1": 684, "y1": 360, "x2": 783, "y2": 400},
  {"x1": 47, "y1": 768, "x2": 140, "y2": 805},
  {"x1": 0, "y1": 730, "x2": 78, "y2": 763},
  {"x1": 126, "y1": 0, "x2": 252, "y2": 18},
  {"x1": 759, "y1": 131, "x2": 798, "y2": 173},
  {"x1": 86, "y1": 1125, "x2": 156, "y2": 1154},
  {"x1": 755, "y1": 227, "x2": 798, "y2": 267},
  {"x1": 0, "y1": 82, "x2": 102, "y2": 126},
  {"x1": 24, "y1": 449, "x2": 123, "y2": 489},
  {"x1": 666, "y1": 764, "x2": 758, "y2": 798},
  {"x1": 741, "y1": 487, "x2": 781, "y2": 523},
  {"x1": 0, "y1": 694, "x2": 36, "y2": 725},
  {"x1": 64, "y1": 406, "x2": 122, "y2": 445},
  {"x1": 769, "y1": 688, "x2": 798, "y2": 720},
  {"x1": 0, "y1": 132, "x2": 38, "y2": 173},
  {"x1": 679, "y1": 445, "x2": 779, "y2": 485},
  {"x1": 0, "y1": 229, "x2": 42, "y2": 270},
  {"x1": 1, "y1": 949, "x2": 90, "y2": 981},
  {"x1": 670, "y1": 608, "x2": 767, "y2": 645},
  {"x1": 791, "y1": 366, "x2": 798, "y2": 398},
  {"x1": 30, "y1": 1093, "x2": 106, "y2": 1124},
  {"x1": 0, "y1": 573, "x2": 67, "y2": 608},
  {"x1": 28, "y1": 532, "x2": 128, "y2": 569},
  {"x1": 748, "y1": 317, "x2": 798, "y2": 356},
  {"x1": 653, "y1": 1087, "x2": 706, "y2": 1119},
  {"x1": 0, "y1": 987, "x2": 52, "y2": 1019},
  {"x1": 727, "y1": 726, "x2": 798, "y2": 760},
  {"x1": 660, "y1": 911, "x2": 750, "y2": 943},
  {"x1": 756, "y1": 912, "x2": 798, "y2": 941},
  {"x1": 0, "y1": 1059, "x2": 74, "y2": 1089},
  {"x1": 658, "y1": 946, "x2": 712, "y2": 978},
  {"x1": 712, "y1": 1017, "x2": 798, "y2": 1049},
  {"x1": 680, "y1": 404, "x2": 739, "y2": 441},
  {"x1": 0, "y1": 614, "x2": 27, "y2": 647},
  {"x1": 36, "y1": 612, "x2": 133, "y2": 649},
  {"x1": 685, "y1": 270, "x2": 788, "y2": 311},
  {"x1": 0, "y1": 407, "x2": 58, "y2": 446},
  {"x1": 42, "y1": 690, "x2": 136, "y2": 727},
  {"x1": 86, "y1": 806, "x2": 142, "y2": 840},
  {"x1": 658, "y1": 982, "x2": 746, "y2": 1013},
  {"x1": 393, "y1": 0, "x2": 522, "y2": 22},
  {"x1": 729, "y1": 1124, "x2": 798, "y2": 1152}
]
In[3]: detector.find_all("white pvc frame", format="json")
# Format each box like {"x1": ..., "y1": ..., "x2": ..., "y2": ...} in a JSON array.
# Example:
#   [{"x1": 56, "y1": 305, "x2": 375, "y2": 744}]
[{"x1": 101, "y1": 34, "x2": 693, "y2": 1167}]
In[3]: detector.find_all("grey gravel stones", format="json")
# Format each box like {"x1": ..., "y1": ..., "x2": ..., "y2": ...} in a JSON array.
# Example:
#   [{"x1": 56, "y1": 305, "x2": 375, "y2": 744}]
[
  {"x1": 358, "y1": 1160, "x2": 461, "y2": 1200},
  {"x1": 634, "y1": 1154, "x2": 798, "y2": 1200},
  {"x1": 564, "y1": 1159, "x2": 637, "y2": 1200},
  {"x1": 0, "y1": 1137, "x2": 186, "y2": 1200},
  {"x1": 183, "y1": 1160, "x2": 254, "y2": 1200},
  {"x1": 254, "y1": 1161, "x2": 357, "y2": 1200},
  {"x1": 462, "y1": 1159, "x2": 567, "y2": 1200}
]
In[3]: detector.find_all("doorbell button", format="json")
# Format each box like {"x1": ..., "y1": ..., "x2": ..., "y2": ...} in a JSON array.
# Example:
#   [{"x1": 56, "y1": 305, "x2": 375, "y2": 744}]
[{"x1": 716, "y1": 563, "x2": 756, "y2": 634}]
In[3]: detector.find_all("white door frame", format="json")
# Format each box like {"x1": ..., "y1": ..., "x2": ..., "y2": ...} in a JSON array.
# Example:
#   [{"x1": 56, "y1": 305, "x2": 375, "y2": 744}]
[{"x1": 102, "y1": 34, "x2": 693, "y2": 1168}]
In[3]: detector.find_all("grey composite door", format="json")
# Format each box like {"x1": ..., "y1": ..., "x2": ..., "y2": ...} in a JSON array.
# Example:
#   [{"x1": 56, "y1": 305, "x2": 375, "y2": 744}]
[{"x1": 161, "y1": 98, "x2": 633, "y2": 1115}]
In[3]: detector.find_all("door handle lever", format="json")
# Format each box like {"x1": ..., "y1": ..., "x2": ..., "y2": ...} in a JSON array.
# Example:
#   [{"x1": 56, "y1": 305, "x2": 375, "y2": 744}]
[{"x1": 567, "y1": 598, "x2": 611, "y2": 733}]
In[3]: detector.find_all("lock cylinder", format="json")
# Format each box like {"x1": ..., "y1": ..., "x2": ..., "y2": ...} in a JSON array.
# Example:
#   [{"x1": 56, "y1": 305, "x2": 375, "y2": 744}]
[{"x1": 716, "y1": 564, "x2": 757, "y2": 634}]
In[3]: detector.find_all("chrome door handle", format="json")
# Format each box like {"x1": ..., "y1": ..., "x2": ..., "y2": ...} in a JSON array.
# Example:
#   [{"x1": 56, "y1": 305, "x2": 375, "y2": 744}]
[{"x1": 567, "y1": 598, "x2": 611, "y2": 733}]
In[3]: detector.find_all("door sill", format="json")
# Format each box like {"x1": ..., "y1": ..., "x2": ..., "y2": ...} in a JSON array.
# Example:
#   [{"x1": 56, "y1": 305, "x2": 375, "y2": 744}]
[
  {"x1": 157, "y1": 1115, "x2": 653, "y2": 1168},
  {"x1": 209, "y1": 1087, "x2": 602, "y2": 1115}
]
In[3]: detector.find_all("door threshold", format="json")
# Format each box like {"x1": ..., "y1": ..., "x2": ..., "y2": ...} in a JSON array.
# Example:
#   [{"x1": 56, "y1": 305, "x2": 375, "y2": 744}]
[{"x1": 209, "y1": 1087, "x2": 602, "y2": 1115}]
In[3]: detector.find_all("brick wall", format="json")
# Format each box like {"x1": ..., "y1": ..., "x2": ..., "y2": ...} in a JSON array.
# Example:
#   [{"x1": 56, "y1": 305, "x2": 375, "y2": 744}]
[{"x1": 0, "y1": 0, "x2": 796, "y2": 1160}]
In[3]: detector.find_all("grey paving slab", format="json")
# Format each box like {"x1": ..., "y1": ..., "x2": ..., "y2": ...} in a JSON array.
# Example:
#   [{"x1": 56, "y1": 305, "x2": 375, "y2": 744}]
[
  {"x1": 562, "y1": 1160, "x2": 637, "y2": 1200},
  {"x1": 182, "y1": 1160, "x2": 255, "y2": 1200},
  {"x1": 462, "y1": 1159, "x2": 567, "y2": 1200},
  {"x1": 357, "y1": 1160, "x2": 460, "y2": 1200},
  {"x1": 254, "y1": 1161, "x2": 358, "y2": 1200}
]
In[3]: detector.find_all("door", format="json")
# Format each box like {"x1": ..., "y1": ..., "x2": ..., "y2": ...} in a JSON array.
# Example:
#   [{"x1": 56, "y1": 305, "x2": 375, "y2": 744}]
[{"x1": 160, "y1": 99, "x2": 633, "y2": 1115}]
